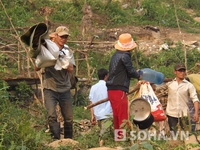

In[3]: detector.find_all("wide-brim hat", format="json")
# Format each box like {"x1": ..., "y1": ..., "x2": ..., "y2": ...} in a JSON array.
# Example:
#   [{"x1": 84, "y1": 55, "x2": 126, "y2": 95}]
[
  {"x1": 114, "y1": 33, "x2": 137, "y2": 51},
  {"x1": 20, "y1": 23, "x2": 49, "y2": 58}
]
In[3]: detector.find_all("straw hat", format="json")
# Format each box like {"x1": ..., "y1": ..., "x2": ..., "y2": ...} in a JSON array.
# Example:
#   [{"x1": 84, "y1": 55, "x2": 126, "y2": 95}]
[{"x1": 114, "y1": 33, "x2": 137, "y2": 51}]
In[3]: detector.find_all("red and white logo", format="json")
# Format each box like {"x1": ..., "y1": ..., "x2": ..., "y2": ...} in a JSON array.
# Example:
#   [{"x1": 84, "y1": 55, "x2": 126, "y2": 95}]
[{"x1": 114, "y1": 129, "x2": 126, "y2": 141}]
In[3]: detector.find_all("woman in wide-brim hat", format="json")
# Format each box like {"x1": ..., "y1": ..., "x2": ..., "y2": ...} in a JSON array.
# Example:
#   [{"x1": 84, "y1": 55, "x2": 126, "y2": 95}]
[
  {"x1": 106, "y1": 33, "x2": 142, "y2": 132},
  {"x1": 114, "y1": 33, "x2": 137, "y2": 51}
]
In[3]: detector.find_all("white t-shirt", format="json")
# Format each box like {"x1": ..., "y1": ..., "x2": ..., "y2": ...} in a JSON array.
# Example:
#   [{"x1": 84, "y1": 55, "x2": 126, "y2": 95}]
[{"x1": 89, "y1": 80, "x2": 113, "y2": 120}]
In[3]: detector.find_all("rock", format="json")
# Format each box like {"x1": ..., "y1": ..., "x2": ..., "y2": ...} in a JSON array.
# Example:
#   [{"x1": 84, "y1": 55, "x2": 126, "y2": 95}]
[
  {"x1": 88, "y1": 147, "x2": 123, "y2": 150},
  {"x1": 184, "y1": 135, "x2": 200, "y2": 150},
  {"x1": 48, "y1": 139, "x2": 79, "y2": 149}
]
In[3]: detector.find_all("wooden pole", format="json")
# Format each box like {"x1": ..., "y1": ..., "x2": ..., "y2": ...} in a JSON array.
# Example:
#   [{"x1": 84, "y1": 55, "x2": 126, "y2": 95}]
[
  {"x1": 84, "y1": 98, "x2": 108, "y2": 110},
  {"x1": 134, "y1": 46, "x2": 139, "y2": 69}
]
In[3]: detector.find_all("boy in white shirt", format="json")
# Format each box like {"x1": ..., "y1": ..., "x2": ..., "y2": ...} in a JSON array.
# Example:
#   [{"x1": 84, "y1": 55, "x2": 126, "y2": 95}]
[{"x1": 89, "y1": 68, "x2": 113, "y2": 146}]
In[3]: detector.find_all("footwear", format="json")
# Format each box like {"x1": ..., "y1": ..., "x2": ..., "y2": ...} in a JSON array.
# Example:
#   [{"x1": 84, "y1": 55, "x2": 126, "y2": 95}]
[
  {"x1": 64, "y1": 122, "x2": 73, "y2": 139},
  {"x1": 99, "y1": 139, "x2": 104, "y2": 147},
  {"x1": 49, "y1": 122, "x2": 61, "y2": 140},
  {"x1": 99, "y1": 137, "x2": 104, "y2": 147}
]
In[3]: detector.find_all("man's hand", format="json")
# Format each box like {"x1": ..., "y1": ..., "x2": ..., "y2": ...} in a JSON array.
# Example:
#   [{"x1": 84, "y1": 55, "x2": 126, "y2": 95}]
[
  {"x1": 128, "y1": 81, "x2": 143, "y2": 95},
  {"x1": 67, "y1": 64, "x2": 74, "y2": 72},
  {"x1": 194, "y1": 101, "x2": 199, "y2": 122},
  {"x1": 194, "y1": 113, "x2": 199, "y2": 122},
  {"x1": 137, "y1": 69, "x2": 143, "y2": 80},
  {"x1": 91, "y1": 116, "x2": 97, "y2": 125},
  {"x1": 34, "y1": 65, "x2": 41, "y2": 71}
]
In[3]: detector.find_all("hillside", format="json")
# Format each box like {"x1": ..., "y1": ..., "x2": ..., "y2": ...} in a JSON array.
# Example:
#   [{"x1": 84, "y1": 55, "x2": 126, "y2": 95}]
[{"x1": 1, "y1": 1, "x2": 200, "y2": 150}]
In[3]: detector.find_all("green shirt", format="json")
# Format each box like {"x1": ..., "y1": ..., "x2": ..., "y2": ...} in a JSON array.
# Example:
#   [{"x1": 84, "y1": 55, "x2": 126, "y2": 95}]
[{"x1": 43, "y1": 66, "x2": 71, "y2": 92}]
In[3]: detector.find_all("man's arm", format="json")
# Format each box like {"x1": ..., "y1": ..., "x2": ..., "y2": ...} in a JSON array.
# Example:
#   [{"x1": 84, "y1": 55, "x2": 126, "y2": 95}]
[
  {"x1": 67, "y1": 64, "x2": 74, "y2": 72},
  {"x1": 34, "y1": 65, "x2": 41, "y2": 71},
  {"x1": 90, "y1": 101, "x2": 96, "y2": 125},
  {"x1": 193, "y1": 101, "x2": 199, "y2": 122},
  {"x1": 128, "y1": 81, "x2": 142, "y2": 95}
]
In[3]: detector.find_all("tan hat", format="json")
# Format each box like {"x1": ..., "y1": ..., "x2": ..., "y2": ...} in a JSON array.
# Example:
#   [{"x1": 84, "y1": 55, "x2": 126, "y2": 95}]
[
  {"x1": 55, "y1": 26, "x2": 70, "y2": 36},
  {"x1": 114, "y1": 33, "x2": 137, "y2": 51}
]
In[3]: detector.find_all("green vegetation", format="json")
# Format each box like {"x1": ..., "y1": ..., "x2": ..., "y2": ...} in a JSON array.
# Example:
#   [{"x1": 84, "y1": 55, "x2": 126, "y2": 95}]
[
  {"x1": 0, "y1": 81, "x2": 51, "y2": 150},
  {"x1": 1, "y1": 0, "x2": 200, "y2": 78}
]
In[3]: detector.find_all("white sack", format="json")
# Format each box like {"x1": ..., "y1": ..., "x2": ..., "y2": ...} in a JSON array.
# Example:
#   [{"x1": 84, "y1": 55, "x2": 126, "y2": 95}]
[
  {"x1": 45, "y1": 39, "x2": 60, "y2": 58},
  {"x1": 35, "y1": 45, "x2": 57, "y2": 68},
  {"x1": 54, "y1": 45, "x2": 73, "y2": 70}
]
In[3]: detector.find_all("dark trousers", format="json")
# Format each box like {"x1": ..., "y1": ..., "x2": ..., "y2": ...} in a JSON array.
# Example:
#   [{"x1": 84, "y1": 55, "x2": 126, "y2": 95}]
[
  {"x1": 44, "y1": 89, "x2": 73, "y2": 138},
  {"x1": 167, "y1": 115, "x2": 196, "y2": 132}
]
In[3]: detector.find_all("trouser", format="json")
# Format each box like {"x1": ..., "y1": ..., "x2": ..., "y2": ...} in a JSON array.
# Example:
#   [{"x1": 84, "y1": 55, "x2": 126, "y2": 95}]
[
  {"x1": 44, "y1": 89, "x2": 73, "y2": 139},
  {"x1": 167, "y1": 115, "x2": 196, "y2": 132},
  {"x1": 108, "y1": 90, "x2": 129, "y2": 129},
  {"x1": 98, "y1": 119, "x2": 112, "y2": 138}
]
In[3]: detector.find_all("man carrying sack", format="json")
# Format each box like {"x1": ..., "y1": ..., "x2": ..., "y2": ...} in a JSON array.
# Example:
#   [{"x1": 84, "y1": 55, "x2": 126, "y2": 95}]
[{"x1": 21, "y1": 24, "x2": 75, "y2": 140}]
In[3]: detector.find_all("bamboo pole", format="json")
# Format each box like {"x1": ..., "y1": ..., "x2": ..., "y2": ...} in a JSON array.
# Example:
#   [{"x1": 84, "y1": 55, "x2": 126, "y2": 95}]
[
  {"x1": 172, "y1": 0, "x2": 187, "y2": 70},
  {"x1": 17, "y1": 41, "x2": 20, "y2": 74},
  {"x1": 0, "y1": 0, "x2": 34, "y2": 76},
  {"x1": 84, "y1": 98, "x2": 108, "y2": 110}
]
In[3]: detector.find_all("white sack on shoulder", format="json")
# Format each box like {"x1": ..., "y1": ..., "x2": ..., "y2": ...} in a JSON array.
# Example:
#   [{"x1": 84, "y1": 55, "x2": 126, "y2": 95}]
[
  {"x1": 45, "y1": 39, "x2": 59, "y2": 58},
  {"x1": 35, "y1": 45, "x2": 57, "y2": 68}
]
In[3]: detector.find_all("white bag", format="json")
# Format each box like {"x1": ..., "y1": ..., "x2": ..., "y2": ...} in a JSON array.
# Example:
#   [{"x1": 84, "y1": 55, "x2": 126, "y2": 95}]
[
  {"x1": 140, "y1": 82, "x2": 166, "y2": 122},
  {"x1": 45, "y1": 39, "x2": 59, "y2": 58},
  {"x1": 35, "y1": 45, "x2": 57, "y2": 68},
  {"x1": 54, "y1": 45, "x2": 73, "y2": 70}
]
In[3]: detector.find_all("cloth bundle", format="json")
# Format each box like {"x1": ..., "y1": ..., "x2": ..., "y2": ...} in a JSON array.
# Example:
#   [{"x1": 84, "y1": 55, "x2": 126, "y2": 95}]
[
  {"x1": 35, "y1": 41, "x2": 73, "y2": 69},
  {"x1": 54, "y1": 45, "x2": 73, "y2": 70},
  {"x1": 35, "y1": 39, "x2": 59, "y2": 68},
  {"x1": 20, "y1": 23, "x2": 49, "y2": 58},
  {"x1": 20, "y1": 23, "x2": 74, "y2": 69}
]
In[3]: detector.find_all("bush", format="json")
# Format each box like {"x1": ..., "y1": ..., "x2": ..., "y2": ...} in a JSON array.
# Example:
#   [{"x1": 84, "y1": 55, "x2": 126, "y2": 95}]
[
  {"x1": 14, "y1": 81, "x2": 34, "y2": 102},
  {"x1": 0, "y1": 93, "x2": 51, "y2": 149}
]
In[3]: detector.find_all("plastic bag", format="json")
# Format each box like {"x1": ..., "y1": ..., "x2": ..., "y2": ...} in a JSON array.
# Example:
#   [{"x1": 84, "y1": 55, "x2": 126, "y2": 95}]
[{"x1": 139, "y1": 82, "x2": 166, "y2": 122}]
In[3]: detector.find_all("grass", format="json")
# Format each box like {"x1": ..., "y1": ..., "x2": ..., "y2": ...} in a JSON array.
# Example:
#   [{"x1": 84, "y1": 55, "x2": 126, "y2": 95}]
[{"x1": 1, "y1": 88, "x2": 200, "y2": 149}]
